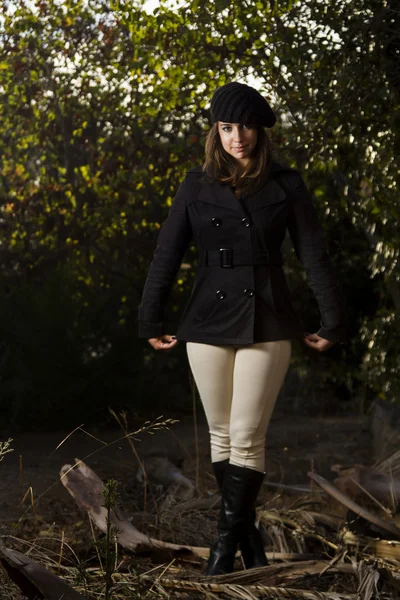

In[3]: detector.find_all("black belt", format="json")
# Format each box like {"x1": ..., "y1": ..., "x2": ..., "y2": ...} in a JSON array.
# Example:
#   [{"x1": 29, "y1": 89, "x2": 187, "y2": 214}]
[{"x1": 199, "y1": 248, "x2": 283, "y2": 268}]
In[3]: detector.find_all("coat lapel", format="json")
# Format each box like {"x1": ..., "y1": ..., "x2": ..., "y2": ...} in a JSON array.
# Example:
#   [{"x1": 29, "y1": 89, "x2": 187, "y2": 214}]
[
  {"x1": 198, "y1": 180, "x2": 248, "y2": 216},
  {"x1": 243, "y1": 161, "x2": 299, "y2": 213},
  {"x1": 196, "y1": 161, "x2": 298, "y2": 215},
  {"x1": 243, "y1": 178, "x2": 287, "y2": 213}
]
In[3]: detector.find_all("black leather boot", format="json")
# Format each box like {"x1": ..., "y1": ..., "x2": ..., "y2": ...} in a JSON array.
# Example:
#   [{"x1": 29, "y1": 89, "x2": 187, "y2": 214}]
[
  {"x1": 211, "y1": 460, "x2": 268, "y2": 570},
  {"x1": 206, "y1": 463, "x2": 267, "y2": 575}
]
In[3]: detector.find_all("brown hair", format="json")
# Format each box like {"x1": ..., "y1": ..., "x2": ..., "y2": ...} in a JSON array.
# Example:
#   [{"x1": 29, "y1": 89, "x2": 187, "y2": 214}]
[{"x1": 201, "y1": 122, "x2": 273, "y2": 194}]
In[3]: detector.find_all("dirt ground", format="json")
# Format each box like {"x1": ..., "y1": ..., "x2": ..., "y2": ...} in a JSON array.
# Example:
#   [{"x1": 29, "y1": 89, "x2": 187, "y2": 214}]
[
  {"x1": 0, "y1": 412, "x2": 377, "y2": 598},
  {"x1": 0, "y1": 412, "x2": 373, "y2": 529}
]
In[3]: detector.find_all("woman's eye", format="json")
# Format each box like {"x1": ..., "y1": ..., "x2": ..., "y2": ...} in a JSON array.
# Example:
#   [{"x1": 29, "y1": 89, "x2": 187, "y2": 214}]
[{"x1": 222, "y1": 126, "x2": 232, "y2": 131}]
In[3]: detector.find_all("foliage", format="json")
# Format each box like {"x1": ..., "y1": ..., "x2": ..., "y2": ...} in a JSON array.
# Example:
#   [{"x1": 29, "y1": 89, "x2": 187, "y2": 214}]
[{"x1": 0, "y1": 0, "x2": 399, "y2": 428}]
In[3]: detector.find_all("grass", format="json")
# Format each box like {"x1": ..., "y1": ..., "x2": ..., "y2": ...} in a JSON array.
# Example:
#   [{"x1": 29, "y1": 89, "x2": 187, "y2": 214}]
[{"x1": 1, "y1": 420, "x2": 400, "y2": 598}]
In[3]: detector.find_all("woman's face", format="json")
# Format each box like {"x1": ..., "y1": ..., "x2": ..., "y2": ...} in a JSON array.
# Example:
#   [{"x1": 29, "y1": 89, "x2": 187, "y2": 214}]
[{"x1": 217, "y1": 121, "x2": 258, "y2": 166}]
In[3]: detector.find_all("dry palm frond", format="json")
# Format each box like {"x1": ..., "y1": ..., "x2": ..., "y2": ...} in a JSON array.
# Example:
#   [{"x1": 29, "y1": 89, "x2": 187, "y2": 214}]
[
  {"x1": 158, "y1": 576, "x2": 356, "y2": 599},
  {"x1": 284, "y1": 508, "x2": 344, "y2": 532},
  {"x1": 294, "y1": 510, "x2": 319, "y2": 528},
  {"x1": 342, "y1": 530, "x2": 400, "y2": 562},
  {"x1": 295, "y1": 510, "x2": 344, "y2": 530},
  {"x1": 373, "y1": 449, "x2": 400, "y2": 478},
  {"x1": 260, "y1": 508, "x2": 339, "y2": 553},
  {"x1": 308, "y1": 472, "x2": 400, "y2": 539},
  {"x1": 259, "y1": 509, "x2": 298, "y2": 528},
  {"x1": 267, "y1": 524, "x2": 291, "y2": 554},
  {"x1": 203, "y1": 559, "x2": 357, "y2": 586},
  {"x1": 354, "y1": 559, "x2": 380, "y2": 600}
]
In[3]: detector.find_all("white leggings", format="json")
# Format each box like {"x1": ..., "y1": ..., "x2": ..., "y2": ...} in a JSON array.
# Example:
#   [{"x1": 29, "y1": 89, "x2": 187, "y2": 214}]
[{"x1": 186, "y1": 340, "x2": 292, "y2": 473}]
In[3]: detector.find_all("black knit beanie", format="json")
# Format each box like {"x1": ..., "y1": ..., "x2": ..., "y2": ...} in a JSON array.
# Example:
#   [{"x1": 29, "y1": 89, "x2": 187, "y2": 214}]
[{"x1": 210, "y1": 82, "x2": 276, "y2": 128}]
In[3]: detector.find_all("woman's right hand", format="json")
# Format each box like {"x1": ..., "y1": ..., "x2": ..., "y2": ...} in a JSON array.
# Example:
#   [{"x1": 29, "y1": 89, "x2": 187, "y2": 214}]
[{"x1": 148, "y1": 334, "x2": 179, "y2": 351}]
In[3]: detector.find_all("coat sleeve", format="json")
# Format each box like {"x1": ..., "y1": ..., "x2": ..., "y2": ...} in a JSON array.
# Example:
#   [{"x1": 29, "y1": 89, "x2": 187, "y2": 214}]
[
  {"x1": 285, "y1": 172, "x2": 347, "y2": 344},
  {"x1": 137, "y1": 174, "x2": 193, "y2": 339}
]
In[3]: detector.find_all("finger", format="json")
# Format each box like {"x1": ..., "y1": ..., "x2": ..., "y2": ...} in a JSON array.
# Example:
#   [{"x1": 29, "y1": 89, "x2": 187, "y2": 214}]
[
  {"x1": 309, "y1": 340, "x2": 332, "y2": 352},
  {"x1": 161, "y1": 338, "x2": 178, "y2": 345},
  {"x1": 304, "y1": 338, "x2": 321, "y2": 351},
  {"x1": 157, "y1": 339, "x2": 178, "y2": 350},
  {"x1": 147, "y1": 335, "x2": 177, "y2": 351},
  {"x1": 320, "y1": 342, "x2": 334, "y2": 352}
]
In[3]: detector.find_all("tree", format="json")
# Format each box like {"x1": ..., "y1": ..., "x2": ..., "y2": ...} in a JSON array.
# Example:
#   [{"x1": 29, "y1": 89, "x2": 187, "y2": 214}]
[{"x1": 0, "y1": 0, "x2": 398, "y2": 427}]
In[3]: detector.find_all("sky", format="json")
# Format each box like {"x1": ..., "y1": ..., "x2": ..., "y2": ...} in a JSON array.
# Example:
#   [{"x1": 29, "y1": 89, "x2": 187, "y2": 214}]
[{"x1": 6, "y1": 0, "x2": 184, "y2": 15}]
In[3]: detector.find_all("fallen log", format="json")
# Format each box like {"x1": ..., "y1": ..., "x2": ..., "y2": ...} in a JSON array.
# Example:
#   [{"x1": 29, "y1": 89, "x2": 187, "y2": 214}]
[
  {"x1": 60, "y1": 460, "x2": 319, "y2": 565},
  {"x1": 0, "y1": 539, "x2": 85, "y2": 600},
  {"x1": 308, "y1": 472, "x2": 400, "y2": 540},
  {"x1": 60, "y1": 459, "x2": 207, "y2": 557}
]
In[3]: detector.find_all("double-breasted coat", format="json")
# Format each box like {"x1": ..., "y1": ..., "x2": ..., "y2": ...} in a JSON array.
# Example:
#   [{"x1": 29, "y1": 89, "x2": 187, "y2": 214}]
[{"x1": 138, "y1": 160, "x2": 347, "y2": 346}]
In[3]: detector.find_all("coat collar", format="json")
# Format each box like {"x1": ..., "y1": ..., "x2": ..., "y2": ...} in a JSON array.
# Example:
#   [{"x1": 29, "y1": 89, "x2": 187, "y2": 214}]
[{"x1": 198, "y1": 160, "x2": 296, "y2": 215}]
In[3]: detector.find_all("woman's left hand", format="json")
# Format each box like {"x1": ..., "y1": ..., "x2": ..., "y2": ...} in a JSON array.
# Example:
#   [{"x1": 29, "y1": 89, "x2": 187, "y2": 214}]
[{"x1": 303, "y1": 332, "x2": 335, "y2": 352}]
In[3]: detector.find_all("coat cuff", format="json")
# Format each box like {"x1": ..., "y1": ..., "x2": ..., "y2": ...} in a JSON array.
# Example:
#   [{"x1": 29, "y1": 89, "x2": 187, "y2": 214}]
[
  {"x1": 138, "y1": 320, "x2": 164, "y2": 339},
  {"x1": 316, "y1": 325, "x2": 346, "y2": 345}
]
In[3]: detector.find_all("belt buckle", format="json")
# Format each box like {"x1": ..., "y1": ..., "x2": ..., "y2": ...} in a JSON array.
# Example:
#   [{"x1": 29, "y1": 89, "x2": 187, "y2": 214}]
[{"x1": 220, "y1": 248, "x2": 233, "y2": 268}]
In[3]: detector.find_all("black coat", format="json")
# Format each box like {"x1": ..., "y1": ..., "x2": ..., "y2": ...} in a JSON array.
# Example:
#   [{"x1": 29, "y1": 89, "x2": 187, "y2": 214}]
[{"x1": 138, "y1": 160, "x2": 347, "y2": 345}]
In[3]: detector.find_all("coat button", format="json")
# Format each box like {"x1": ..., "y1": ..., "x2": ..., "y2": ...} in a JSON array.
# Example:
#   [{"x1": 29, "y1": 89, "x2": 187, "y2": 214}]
[
  {"x1": 244, "y1": 288, "x2": 254, "y2": 298},
  {"x1": 241, "y1": 217, "x2": 251, "y2": 228},
  {"x1": 216, "y1": 290, "x2": 226, "y2": 300},
  {"x1": 211, "y1": 217, "x2": 222, "y2": 227}
]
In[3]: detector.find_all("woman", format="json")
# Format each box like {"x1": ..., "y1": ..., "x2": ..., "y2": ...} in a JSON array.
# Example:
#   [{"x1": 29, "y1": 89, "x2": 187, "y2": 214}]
[{"x1": 138, "y1": 82, "x2": 347, "y2": 575}]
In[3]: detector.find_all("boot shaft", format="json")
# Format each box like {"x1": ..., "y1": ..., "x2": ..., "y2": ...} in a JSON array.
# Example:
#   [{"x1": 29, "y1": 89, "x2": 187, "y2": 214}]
[
  {"x1": 218, "y1": 463, "x2": 265, "y2": 538},
  {"x1": 207, "y1": 461, "x2": 267, "y2": 574},
  {"x1": 211, "y1": 459, "x2": 229, "y2": 492}
]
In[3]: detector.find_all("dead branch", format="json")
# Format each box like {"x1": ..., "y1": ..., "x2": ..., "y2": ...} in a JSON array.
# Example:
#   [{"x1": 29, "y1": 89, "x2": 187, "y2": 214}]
[
  {"x1": 60, "y1": 459, "x2": 207, "y2": 557},
  {"x1": 332, "y1": 464, "x2": 400, "y2": 509},
  {"x1": 60, "y1": 459, "x2": 325, "y2": 567},
  {"x1": 0, "y1": 539, "x2": 85, "y2": 600},
  {"x1": 308, "y1": 472, "x2": 400, "y2": 539}
]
